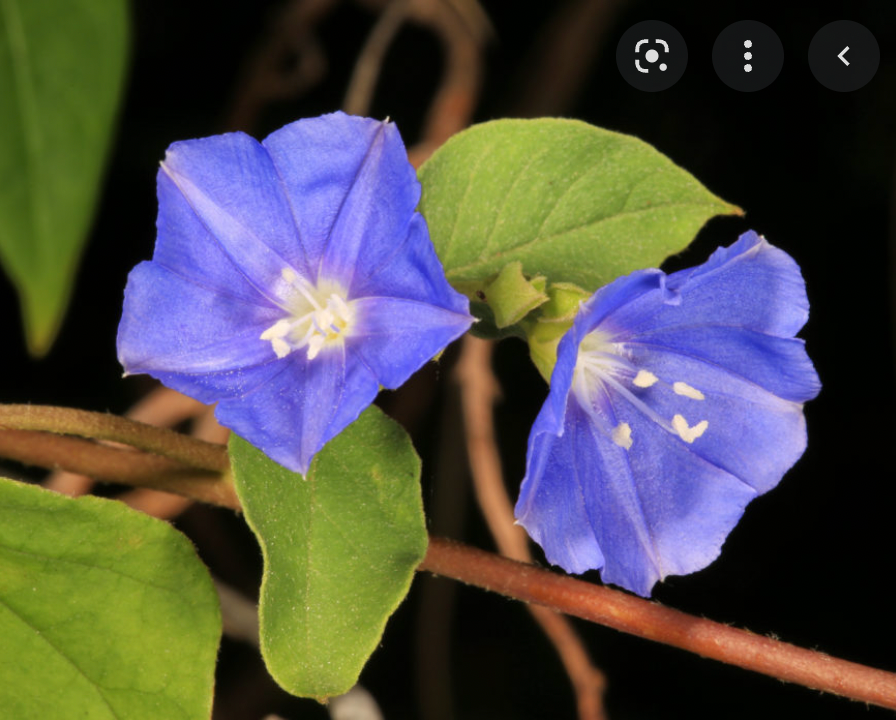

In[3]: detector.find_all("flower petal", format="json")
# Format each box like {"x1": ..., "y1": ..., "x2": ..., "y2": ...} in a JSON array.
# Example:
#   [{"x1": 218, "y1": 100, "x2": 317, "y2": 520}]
[
  {"x1": 350, "y1": 213, "x2": 472, "y2": 312},
  {"x1": 602, "y1": 231, "x2": 810, "y2": 340},
  {"x1": 589, "y1": 393, "x2": 758, "y2": 595},
  {"x1": 620, "y1": 339, "x2": 811, "y2": 493},
  {"x1": 627, "y1": 326, "x2": 820, "y2": 403},
  {"x1": 265, "y1": 114, "x2": 420, "y2": 293},
  {"x1": 160, "y1": 132, "x2": 304, "y2": 304},
  {"x1": 152, "y1": 170, "x2": 269, "y2": 307},
  {"x1": 117, "y1": 261, "x2": 279, "y2": 376},
  {"x1": 515, "y1": 399, "x2": 606, "y2": 576},
  {"x1": 348, "y1": 296, "x2": 472, "y2": 388},
  {"x1": 215, "y1": 347, "x2": 379, "y2": 474}
]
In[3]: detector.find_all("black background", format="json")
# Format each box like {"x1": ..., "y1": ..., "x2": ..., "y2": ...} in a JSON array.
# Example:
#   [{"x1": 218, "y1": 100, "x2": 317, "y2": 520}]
[{"x1": 3, "y1": 0, "x2": 895, "y2": 718}]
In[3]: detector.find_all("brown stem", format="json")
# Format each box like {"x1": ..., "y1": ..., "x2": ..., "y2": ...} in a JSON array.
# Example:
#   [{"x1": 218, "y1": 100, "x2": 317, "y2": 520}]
[
  {"x1": 456, "y1": 335, "x2": 607, "y2": 720},
  {"x1": 0, "y1": 429, "x2": 239, "y2": 510},
  {"x1": 0, "y1": 404, "x2": 228, "y2": 472},
  {"x1": 421, "y1": 536, "x2": 896, "y2": 711},
  {"x1": 343, "y1": 0, "x2": 411, "y2": 116},
  {"x1": 5, "y1": 407, "x2": 896, "y2": 709}
]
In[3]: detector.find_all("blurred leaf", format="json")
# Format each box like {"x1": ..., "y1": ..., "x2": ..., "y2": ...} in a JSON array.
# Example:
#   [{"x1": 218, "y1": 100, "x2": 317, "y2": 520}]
[
  {"x1": 418, "y1": 118, "x2": 740, "y2": 293},
  {"x1": 230, "y1": 406, "x2": 427, "y2": 701},
  {"x1": 0, "y1": 0, "x2": 129, "y2": 355},
  {"x1": 0, "y1": 477, "x2": 220, "y2": 719}
]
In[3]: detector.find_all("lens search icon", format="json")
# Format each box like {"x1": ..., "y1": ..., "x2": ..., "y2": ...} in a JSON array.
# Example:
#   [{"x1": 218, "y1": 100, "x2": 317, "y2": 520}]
[
  {"x1": 617, "y1": 21, "x2": 687, "y2": 91},
  {"x1": 635, "y1": 39, "x2": 669, "y2": 73}
]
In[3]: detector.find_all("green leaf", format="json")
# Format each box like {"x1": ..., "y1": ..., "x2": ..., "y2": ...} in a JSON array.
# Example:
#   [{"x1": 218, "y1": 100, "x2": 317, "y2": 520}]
[
  {"x1": 418, "y1": 118, "x2": 740, "y2": 293},
  {"x1": 230, "y1": 406, "x2": 427, "y2": 701},
  {"x1": 0, "y1": 0, "x2": 129, "y2": 355},
  {"x1": 0, "y1": 477, "x2": 221, "y2": 719}
]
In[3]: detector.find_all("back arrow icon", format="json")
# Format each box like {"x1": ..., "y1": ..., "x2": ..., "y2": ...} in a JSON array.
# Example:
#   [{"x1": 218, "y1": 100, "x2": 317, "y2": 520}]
[{"x1": 838, "y1": 46, "x2": 850, "y2": 66}]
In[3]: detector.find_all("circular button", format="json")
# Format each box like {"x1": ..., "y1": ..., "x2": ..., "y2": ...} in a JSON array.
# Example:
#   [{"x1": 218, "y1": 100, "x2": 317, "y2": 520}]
[
  {"x1": 713, "y1": 21, "x2": 783, "y2": 92},
  {"x1": 808, "y1": 21, "x2": 879, "y2": 92},
  {"x1": 616, "y1": 21, "x2": 687, "y2": 92}
]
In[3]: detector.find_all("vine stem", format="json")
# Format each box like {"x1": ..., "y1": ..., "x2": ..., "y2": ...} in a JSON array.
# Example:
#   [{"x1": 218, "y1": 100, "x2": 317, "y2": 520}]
[
  {"x1": 0, "y1": 404, "x2": 228, "y2": 472},
  {"x1": 420, "y1": 536, "x2": 896, "y2": 710},
  {"x1": 4, "y1": 404, "x2": 896, "y2": 709}
]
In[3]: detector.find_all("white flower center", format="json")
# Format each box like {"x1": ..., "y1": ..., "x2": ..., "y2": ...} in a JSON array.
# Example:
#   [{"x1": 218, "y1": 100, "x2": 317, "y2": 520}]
[
  {"x1": 260, "y1": 268, "x2": 355, "y2": 361},
  {"x1": 572, "y1": 328, "x2": 709, "y2": 449}
]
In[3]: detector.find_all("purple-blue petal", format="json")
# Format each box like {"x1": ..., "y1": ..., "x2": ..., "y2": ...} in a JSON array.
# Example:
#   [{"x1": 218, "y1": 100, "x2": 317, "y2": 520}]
[
  {"x1": 160, "y1": 132, "x2": 304, "y2": 304},
  {"x1": 215, "y1": 348, "x2": 379, "y2": 475},
  {"x1": 602, "y1": 231, "x2": 810, "y2": 340},
  {"x1": 351, "y1": 213, "x2": 470, "y2": 312},
  {"x1": 263, "y1": 112, "x2": 420, "y2": 293},
  {"x1": 620, "y1": 338, "x2": 812, "y2": 494},
  {"x1": 153, "y1": 171, "x2": 270, "y2": 307},
  {"x1": 586, "y1": 393, "x2": 758, "y2": 595},
  {"x1": 348, "y1": 296, "x2": 472, "y2": 388},
  {"x1": 627, "y1": 327, "x2": 820, "y2": 403},
  {"x1": 117, "y1": 261, "x2": 279, "y2": 375}
]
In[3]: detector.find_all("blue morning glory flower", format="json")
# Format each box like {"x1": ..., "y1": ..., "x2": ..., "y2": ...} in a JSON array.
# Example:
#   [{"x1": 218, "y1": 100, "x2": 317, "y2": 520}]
[
  {"x1": 118, "y1": 112, "x2": 473, "y2": 474},
  {"x1": 515, "y1": 231, "x2": 820, "y2": 597}
]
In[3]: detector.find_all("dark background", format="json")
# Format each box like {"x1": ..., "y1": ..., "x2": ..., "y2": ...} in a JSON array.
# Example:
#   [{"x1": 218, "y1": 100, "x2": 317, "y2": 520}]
[{"x1": 3, "y1": 0, "x2": 895, "y2": 718}]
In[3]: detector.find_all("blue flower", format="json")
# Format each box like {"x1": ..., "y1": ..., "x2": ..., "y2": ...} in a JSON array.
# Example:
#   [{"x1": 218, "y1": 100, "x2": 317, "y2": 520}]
[
  {"x1": 118, "y1": 112, "x2": 473, "y2": 474},
  {"x1": 514, "y1": 231, "x2": 820, "y2": 597}
]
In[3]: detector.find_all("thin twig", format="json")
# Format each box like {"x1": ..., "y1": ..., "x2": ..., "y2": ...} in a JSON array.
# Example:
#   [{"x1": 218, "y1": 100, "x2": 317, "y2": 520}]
[
  {"x1": 343, "y1": 0, "x2": 412, "y2": 116},
  {"x1": 43, "y1": 387, "x2": 208, "y2": 499},
  {"x1": 0, "y1": 404, "x2": 228, "y2": 472},
  {"x1": 421, "y1": 536, "x2": 896, "y2": 711},
  {"x1": 117, "y1": 394, "x2": 231, "y2": 518},
  {"x1": 225, "y1": 0, "x2": 335, "y2": 132},
  {"x1": 455, "y1": 335, "x2": 607, "y2": 720},
  {"x1": 0, "y1": 429, "x2": 238, "y2": 510},
  {"x1": 406, "y1": 0, "x2": 488, "y2": 167}
]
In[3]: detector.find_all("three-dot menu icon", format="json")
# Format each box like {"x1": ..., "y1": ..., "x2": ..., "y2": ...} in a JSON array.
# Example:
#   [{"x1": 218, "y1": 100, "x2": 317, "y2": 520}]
[{"x1": 712, "y1": 20, "x2": 783, "y2": 91}]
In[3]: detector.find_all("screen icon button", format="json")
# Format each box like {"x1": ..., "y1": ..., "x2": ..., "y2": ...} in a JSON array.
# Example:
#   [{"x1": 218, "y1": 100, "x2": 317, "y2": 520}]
[
  {"x1": 809, "y1": 21, "x2": 879, "y2": 92},
  {"x1": 617, "y1": 21, "x2": 687, "y2": 92},
  {"x1": 713, "y1": 21, "x2": 784, "y2": 92}
]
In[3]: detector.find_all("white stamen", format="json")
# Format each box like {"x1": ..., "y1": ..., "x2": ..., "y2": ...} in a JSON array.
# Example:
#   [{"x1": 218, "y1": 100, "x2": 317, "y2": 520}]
[
  {"x1": 271, "y1": 338, "x2": 291, "y2": 359},
  {"x1": 633, "y1": 370, "x2": 659, "y2": 388},
  {"x1": 260, "y1": 270, "x2": 354, "y2": 360},
  {"x1": 673, "y1": 381, "x2": 705, "y2": 400},
  {"x1": 260, "y1": 319, "x2": 291, "y2": 341},
  {"x1": 612, "y1": 422, "x2": 633, "y2": 449},
  {"x1": 672, "y1": 414, "x2": 708, "y2": 443},
  {"x1": 306, "y1": 335, "x2": 325, "y2": 360}
]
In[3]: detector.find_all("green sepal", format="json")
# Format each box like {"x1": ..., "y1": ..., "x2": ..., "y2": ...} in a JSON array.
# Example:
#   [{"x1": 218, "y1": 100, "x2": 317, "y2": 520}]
[
  {"x1": 521, "y1": 282, "x2": 591, "y2": 382},
  {"x1": 482, "y1": 261, "x2": 549, "y2": 328}
]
